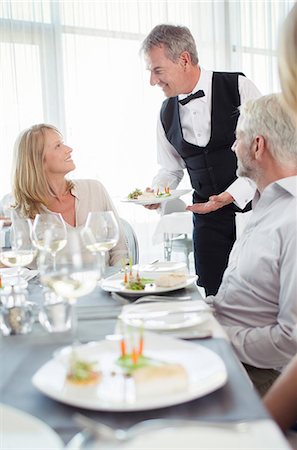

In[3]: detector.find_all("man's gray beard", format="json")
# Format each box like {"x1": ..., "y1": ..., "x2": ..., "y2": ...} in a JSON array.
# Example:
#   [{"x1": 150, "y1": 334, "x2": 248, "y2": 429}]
[{"x1": 236, "y1": 165, "x2": 258, "y2": 184}]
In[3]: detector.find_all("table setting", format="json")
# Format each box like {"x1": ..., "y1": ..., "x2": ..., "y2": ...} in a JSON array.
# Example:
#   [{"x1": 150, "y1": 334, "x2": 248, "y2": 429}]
[{"x1": 0, "y1": 213, "x2": 292, "y2": 450}]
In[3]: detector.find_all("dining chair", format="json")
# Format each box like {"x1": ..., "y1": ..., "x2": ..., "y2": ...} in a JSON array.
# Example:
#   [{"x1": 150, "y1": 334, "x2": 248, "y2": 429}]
[
  {"x1": 120, "y1": 218, "x2": 139, "y2": 265},
  {"x1": 160, "y1": 199, "x2": 193, "y2": 268}
]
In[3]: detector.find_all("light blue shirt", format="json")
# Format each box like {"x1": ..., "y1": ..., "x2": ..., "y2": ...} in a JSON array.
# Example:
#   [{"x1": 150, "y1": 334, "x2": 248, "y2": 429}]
[{"x1": 213, "y1": 176, "x2": 297, "y2": 369}]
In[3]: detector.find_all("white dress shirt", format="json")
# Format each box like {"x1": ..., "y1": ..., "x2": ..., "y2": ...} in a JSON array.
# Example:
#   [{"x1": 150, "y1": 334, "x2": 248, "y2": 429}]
[
  {"x1": 152, "y1": 68, "x2": 261, "y2": 208},
  {"x1": 212, "y1": 176, "x2": 297, "y2": 369}
]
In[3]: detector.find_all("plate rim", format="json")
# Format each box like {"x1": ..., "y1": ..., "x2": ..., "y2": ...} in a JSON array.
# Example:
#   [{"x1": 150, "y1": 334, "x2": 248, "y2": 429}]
[
  {"x1": 0, "y1": 402, "x2": 63, "y2": 449},
  {"x1": 32, "y1": 334, "x2": 227, "y2": 412},
  {"x1": 120, "y1": 305, "x2": 209, "y2": 331}
]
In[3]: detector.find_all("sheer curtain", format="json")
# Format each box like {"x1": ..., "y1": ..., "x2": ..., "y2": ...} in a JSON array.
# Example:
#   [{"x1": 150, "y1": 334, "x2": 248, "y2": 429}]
[{"x1": 0, "y1": 0, "x2": 294, "y2": 263}]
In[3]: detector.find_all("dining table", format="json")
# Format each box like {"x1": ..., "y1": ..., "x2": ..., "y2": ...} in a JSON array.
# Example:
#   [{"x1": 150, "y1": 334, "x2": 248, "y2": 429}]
[{"x1": 0, "y1": 268, "x2": 291, "y2": 449}]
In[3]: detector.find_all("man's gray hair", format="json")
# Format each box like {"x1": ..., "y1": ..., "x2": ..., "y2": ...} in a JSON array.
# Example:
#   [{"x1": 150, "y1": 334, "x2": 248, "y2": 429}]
[
  {"x1": 141, "y1": 24, "x2": 199, "y2": 65},
  {"x1": 237, "y1": 93, "x2": 297, "y2": 166}
]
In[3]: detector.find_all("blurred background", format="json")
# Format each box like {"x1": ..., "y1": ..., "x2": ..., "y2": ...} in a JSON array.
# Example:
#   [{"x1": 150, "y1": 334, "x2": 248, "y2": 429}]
[{"x1": 0, "y1": 0, "x2": 295, "y2": 264}]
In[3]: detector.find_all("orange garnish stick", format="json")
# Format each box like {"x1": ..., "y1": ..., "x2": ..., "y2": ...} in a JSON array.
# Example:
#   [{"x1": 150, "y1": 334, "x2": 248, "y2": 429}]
[
  {"x1": 0, "y1": 275, "x2": 2, "y2": 289},
  {"x1": 123, "y1": 269, "x2": 128, "y2": 284},
  {"x1": 129, "y1": 257, "x2": 133, "y2": 276},
  {"x1": 138, "y1": 336, "x2": 144, "y2": 356},
  {"x1": 121, "y1": 338, "x2": 126, "y2": 357},
  {"x1": 131, "y1": 348, "x2": 138, "y2": 364}
]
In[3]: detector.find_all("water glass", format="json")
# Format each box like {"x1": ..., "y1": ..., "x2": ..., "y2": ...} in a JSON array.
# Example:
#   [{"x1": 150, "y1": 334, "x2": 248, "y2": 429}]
[
  {"x1": 0, "y1": 288, "x2": 35, "y2": 335},
  {"x1": 39, "y1": 291, "x2": 72, "y2": 333}
]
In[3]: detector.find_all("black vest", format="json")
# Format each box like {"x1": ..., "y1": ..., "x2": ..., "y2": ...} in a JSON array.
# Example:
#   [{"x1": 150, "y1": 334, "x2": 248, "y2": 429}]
[{"x1": 160, "y1": 72, "x2": 244, "y2": 202}]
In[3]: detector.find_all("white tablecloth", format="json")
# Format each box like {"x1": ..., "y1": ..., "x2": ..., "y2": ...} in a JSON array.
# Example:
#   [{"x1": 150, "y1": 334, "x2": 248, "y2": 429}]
[{"x1": 152, "y1": 212, "x2": 193, "y2": 245}]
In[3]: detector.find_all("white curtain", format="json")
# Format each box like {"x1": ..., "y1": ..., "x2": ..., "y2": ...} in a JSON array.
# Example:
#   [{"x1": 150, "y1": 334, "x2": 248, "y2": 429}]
[{"x1": 0, "y1": 0, "x2": 294, "y2": 263}]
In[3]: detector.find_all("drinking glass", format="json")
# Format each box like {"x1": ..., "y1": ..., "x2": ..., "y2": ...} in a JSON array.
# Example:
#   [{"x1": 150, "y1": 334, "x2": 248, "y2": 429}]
[
  {"x1": 0, "y1": 211, "x2": 36, "y2": 287},
  {"x1": 32, "y1": 213, "x2": 67, "y2": 270},
  {"x1": 81, "y1": 211, "x2": 119, "y2": 275},
  {"x1": 39, "y1": 229, "x2": 101, "y2": 343}
]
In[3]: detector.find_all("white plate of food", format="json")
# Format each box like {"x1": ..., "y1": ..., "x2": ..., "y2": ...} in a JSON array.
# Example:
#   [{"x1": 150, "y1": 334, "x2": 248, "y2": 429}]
[
  {"x1": 100, "y1": 271, "x2": 197, "y2": 297},
  {"x1": 32, "y1": 333, "x2": 227, "y2": 411},
  {"x1": 0, "y1": 403, "x2": 63, "y2": 449},
  {"x1": 122, "y1": 189, "x2": 191, "y2": 205}
]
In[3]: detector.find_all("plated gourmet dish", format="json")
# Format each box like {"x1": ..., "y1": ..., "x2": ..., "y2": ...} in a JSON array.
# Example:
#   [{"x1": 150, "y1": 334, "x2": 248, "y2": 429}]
[
  {"x1": 121, "y1": 262, "x2": 188, "y2": 291},
  {"x1": 128, "y1": 187, "x2": 171, "y2": 201},
  {"x1": 33, "y1": 333, "x2": 227, "y2": 411},
  {"x1": 65, "y1": 332, "x2": 188, "y2": 398}
]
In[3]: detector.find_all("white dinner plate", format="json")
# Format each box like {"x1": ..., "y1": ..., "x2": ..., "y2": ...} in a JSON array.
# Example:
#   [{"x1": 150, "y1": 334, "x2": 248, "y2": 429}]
[
  {"x1": 66, "y1": 419, "x2": 290, "y2": 450},
  {"x1": 32, "y1": 334, "x2": 227, "y2": 411},
  {"x1": 0, "y1": 403, "x2": 63, "y2": 450},
  {"x1": 100, "y1": 272, "x2": 197, "y2": 296},
  {"x1": 121, "y1": 189, "x2": 191, "y2": 205},
  {"x1": 120, "y1": 303, "x2": 210, "y2": 330}
]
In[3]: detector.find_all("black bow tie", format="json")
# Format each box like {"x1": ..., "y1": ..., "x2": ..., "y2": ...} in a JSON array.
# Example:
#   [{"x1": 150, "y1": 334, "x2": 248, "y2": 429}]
[{"x1": 178, "y1": 89, "x2": 205, "y2": 106}]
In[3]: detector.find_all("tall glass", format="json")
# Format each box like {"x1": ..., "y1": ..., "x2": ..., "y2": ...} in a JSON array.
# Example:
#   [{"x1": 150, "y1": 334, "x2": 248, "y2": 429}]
[
  {"x1": 39, "y1": 229, "x2": 101, "y2": 344},
  {"x1": 81, "y1": 211, "x2": 119, "y2": 276},
  {"x1": 32, "y1": 213, "x2": 67, "y2": 270},
  {"x1": 0, "y1": 211, "x2": 36, "y2": 287}
]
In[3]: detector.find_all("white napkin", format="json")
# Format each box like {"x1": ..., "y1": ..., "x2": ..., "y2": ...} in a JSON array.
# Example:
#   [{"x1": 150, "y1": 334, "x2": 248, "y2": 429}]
[{"x1": 0, "y1": 267, "x2": 39, "y2": 283}]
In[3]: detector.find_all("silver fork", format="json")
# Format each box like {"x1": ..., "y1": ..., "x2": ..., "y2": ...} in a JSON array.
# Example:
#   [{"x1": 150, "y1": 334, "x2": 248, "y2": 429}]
[
  {"x1": 73, "y1": 413, "x2": 250, "y2": 446},
  {"x1": 111, "y1": 292, "x2": 191, "y2": 305}
]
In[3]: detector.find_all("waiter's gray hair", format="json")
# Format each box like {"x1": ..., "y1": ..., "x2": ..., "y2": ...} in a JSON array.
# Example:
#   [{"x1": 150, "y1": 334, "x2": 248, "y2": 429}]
[
  {"x1": 237, "y1": 93, "x2": 297, "y2": 166},
  {"x1": 141, "y1": 24, "x2": 199, "y2": 65}
]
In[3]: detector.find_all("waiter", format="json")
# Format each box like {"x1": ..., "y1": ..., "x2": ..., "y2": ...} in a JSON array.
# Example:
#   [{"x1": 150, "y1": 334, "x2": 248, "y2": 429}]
[{"x1": 141, "y1": 24, "x2": 260, "y2": 295}]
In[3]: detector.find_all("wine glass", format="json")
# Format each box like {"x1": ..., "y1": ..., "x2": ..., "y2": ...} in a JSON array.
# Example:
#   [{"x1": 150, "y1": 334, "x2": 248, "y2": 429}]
[
  {"x1": 81, "y1": 211, "x2": 119, "y2": 276},
  {"x1": 38, "y1": 229, "x2": 101, "y2": 344},
  {"x1": 0, "y1": 210, "x2": 36, "y2": 287},
  {"x1": 32, "y1": 213, "x2": 67, "y2": 270}
]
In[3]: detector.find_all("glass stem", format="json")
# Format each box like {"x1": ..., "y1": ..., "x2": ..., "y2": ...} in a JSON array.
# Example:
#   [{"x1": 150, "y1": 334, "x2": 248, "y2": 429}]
[
  {"x1": 70, "y1": 299, "x2": 79, "y2": 346},
  {"x1": 52, "y1": 253, "x2": 56, "y2": 272},
  {"x1": 101, "y1": 251, "x2": 106, "y2": 277}
]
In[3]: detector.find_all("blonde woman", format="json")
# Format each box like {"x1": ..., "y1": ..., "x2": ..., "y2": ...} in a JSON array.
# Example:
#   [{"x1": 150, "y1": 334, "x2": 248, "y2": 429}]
[
  {"x1": 278, "y1": 2, "x2": 297, "y2": 118},
  {"x1": 12, "y1": 123, "x2": 127, "y2": 266},
  {"x1": 263, "y1": 2, "x2": 297, "y2": 437}
]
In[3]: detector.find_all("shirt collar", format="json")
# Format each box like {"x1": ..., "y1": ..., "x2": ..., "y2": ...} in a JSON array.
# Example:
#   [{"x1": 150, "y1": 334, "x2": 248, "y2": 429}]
[
  {"x1": 253, "y1": 175, "x2": 297, "y2": 207},
  {"x1": 275, "y1": 176, "x2": 297, "y2": 197},
  {"x1": 178, "y1": 67, "x2": 210, "y2": 104}
]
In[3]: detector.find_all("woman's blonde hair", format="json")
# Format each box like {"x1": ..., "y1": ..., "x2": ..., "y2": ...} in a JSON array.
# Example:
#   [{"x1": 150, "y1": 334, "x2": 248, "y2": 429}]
[
  {"x1": 12, "y1": 123, "x2": 73, "y2": 219},
  {"x1": 279, "y1": 3, "x2": 297, "y2": 116}
]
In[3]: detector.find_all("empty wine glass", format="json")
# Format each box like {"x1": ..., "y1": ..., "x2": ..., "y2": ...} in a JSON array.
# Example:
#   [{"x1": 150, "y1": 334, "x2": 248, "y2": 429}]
[
  {"x1": 32, "y1": 213, "x2": 67, "y2": 270},
  {"x1": 81, "y1": 211, "x2": 119, "y2": 276},
  {"x1": 0, "y1": 210, "x2": 36, "y2": 287},
  {"x1": 39, "y1": 229, "x2": 101, "y2": 344}
]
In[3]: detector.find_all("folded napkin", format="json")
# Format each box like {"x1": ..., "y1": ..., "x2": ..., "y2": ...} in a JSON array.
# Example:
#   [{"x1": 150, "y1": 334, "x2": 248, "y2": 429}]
[{"x1": 0, "y1": 267, "x2": 39, "y2": 284}]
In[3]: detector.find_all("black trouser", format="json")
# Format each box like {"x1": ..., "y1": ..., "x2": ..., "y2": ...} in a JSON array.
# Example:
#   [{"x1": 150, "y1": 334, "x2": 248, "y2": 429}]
[{"x1": 193, "y1": 206, "x2": 236, "y2": 296}]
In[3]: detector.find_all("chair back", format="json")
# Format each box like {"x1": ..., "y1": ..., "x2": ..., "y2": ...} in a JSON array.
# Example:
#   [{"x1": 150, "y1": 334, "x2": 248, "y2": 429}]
[{"x1": 120, "y1": 218, "x2": 139, "y2": 264}]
